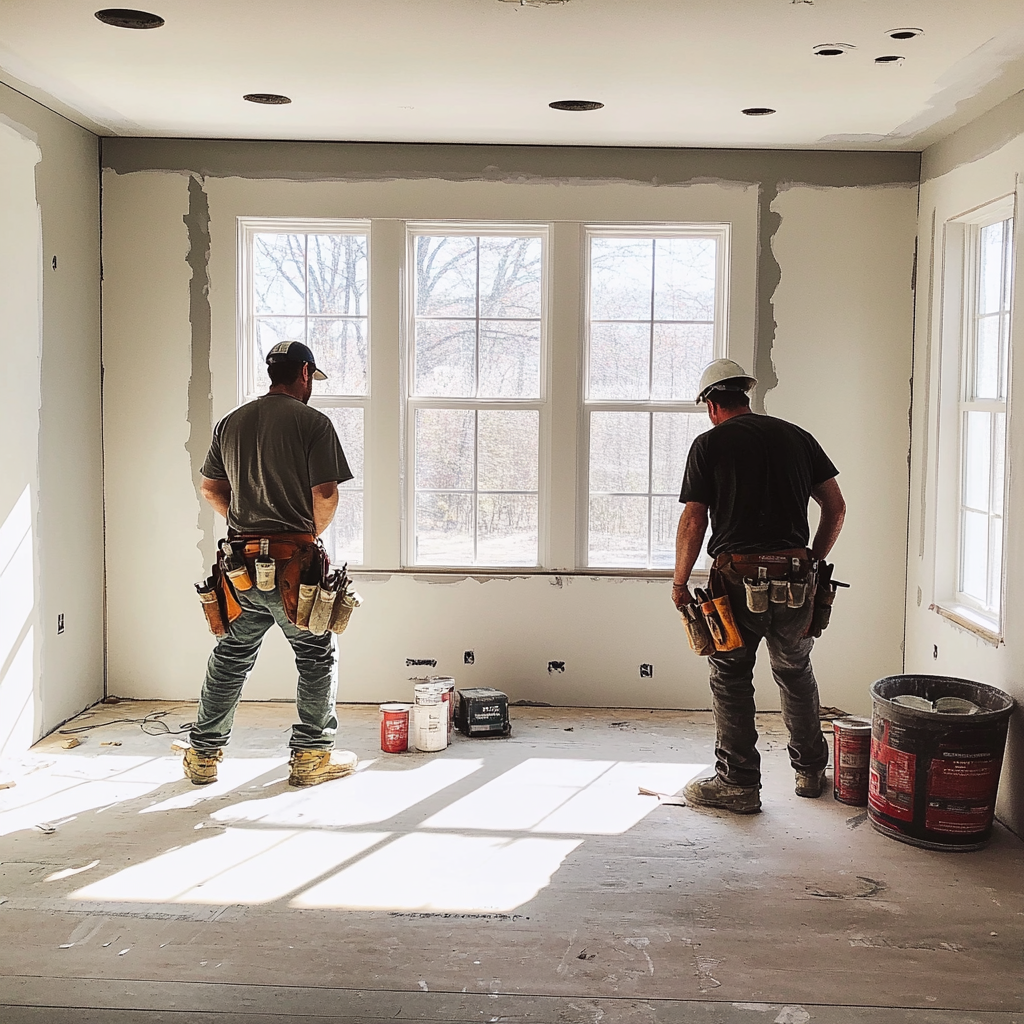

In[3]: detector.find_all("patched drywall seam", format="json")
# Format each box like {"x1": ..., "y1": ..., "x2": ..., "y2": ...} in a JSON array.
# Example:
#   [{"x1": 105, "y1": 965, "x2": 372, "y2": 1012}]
[
  {"x1": 754, "y1": 181, "x2": 782, "y2": 407},
  {"x1": 183, "y1": 174, "x2": 214, "y2": 565}
]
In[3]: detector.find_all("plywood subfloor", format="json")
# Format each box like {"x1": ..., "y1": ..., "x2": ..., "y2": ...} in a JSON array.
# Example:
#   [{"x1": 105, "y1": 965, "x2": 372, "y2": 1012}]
[{"x1": 0, "y1": 702, "x2": 1020, "y2": 1023}]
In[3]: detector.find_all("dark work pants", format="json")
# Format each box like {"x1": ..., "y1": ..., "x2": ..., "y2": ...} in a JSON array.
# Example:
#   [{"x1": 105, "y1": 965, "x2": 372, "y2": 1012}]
[
  {"x1": 190, "y1": 585, "x2": 338, "y2": 754},
  {"x1": 707, "y1": 566, "x2": 829, "y2": 788}
]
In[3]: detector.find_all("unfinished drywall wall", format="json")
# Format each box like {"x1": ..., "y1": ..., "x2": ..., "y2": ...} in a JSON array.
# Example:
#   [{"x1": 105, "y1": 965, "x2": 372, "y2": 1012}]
[
  {"x1": 0, "y1": 83, "x2": 102, "y2": 749},
  {"x1": 101, "y1": 141, "x2": 918, "y2": 717},
  {"x1": 909, "y1": 112, "x2": 1024, "y2": 834}
]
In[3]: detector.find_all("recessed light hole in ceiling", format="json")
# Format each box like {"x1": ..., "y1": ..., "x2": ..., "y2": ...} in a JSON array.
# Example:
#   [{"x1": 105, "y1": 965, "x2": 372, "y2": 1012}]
[
  {"x1": 887, "y1": 27, "x2": 923, "y2": 40},
  {"x1": 874, "y1": 55, "x2": 905, "y2": 65},
  {"x1": 813, "y1": 43, "x2": 853, "y2": 56},
  {"x1": 94, "y1": 8, "x2": 164, "y2": 29},
  {"x1": 742, "y1": 107, "x2": 776, "y2": 116},
  {"x1": 243, "y1": 93, "x2": 292, "y2": 105},
  {"x1": 549, "y1": 100, "x2": 604, "y2": 111}
]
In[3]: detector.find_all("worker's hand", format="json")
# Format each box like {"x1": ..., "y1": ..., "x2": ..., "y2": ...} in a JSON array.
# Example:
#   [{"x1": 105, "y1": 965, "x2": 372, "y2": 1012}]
[{"x1": 671, "y1": 582, "x2": 693, "y2": 611}]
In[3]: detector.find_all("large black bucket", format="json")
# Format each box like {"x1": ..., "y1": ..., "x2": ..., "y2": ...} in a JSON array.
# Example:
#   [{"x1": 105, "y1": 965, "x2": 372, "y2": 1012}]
[{"x1": 868, "y1": 674, "x2": 1015, "y2": 851}]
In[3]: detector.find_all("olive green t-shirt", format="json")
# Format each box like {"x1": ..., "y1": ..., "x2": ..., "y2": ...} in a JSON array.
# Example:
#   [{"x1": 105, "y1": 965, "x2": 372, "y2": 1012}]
[{"x1": 201, "y1": 394, "x2": 352, "y2": 534}]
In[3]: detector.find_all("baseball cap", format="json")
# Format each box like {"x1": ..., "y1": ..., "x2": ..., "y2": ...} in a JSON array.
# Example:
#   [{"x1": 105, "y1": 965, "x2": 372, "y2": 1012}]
[{"x1": 265, "y1": 341, "x2": 328, "y2": 381}]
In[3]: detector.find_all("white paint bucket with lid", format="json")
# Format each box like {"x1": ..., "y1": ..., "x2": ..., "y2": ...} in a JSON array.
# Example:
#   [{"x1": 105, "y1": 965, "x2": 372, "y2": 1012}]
[
  {"x1": 413, "y1": 680, "x2": 442, "y2": 706},
  {"x1": 411, "y1": 701, "x2": 447, "y2": 752}
]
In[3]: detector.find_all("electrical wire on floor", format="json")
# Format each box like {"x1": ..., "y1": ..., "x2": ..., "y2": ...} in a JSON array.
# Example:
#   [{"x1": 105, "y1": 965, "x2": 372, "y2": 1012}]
[{"x1": 58, "y1": 707, "x2": 195, "y2": 737}]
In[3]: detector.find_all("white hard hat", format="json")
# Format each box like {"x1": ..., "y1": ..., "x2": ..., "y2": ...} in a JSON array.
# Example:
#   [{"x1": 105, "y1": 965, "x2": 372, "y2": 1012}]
[{"x1": 695, "y1": 358, "x2": 757, "y2": 404}]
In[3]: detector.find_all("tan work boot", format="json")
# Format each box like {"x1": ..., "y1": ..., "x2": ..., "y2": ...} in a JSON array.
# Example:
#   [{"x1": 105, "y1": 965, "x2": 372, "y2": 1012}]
[
  {"x1": 183, "y1": 748, "x2": 223, "y2": 786},
  {"x1": 683, "y1": 774, "x2": 762, "y2": 814},
  {"x1": 795, "y1": 768, "x2": 828, "y2": 798},
  {"x1": 288, "y1": 749, "x2": 358, "y2": 788}
]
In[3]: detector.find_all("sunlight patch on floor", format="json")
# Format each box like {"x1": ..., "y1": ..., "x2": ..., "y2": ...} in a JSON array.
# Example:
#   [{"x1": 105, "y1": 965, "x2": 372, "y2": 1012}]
[
  {"x1": 291, "y1": 831, "x2": 583, "y2": 913},
  {"x1": 70, "y1": 827, "x2": 388, "y2": 905}
]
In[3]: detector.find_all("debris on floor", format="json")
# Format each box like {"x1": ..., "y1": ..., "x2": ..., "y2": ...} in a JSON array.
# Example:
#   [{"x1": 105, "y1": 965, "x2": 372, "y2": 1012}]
[
  {"x1": 638, "y1": 786, "x2": 687, "y2": 806},
  {"x1": 61, "y1": 737, "x2": 81, "y2": 749}
]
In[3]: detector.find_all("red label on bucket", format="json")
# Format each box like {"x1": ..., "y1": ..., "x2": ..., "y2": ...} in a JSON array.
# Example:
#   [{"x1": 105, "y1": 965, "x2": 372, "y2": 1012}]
[{"x1": 869, "y1": 730, "x2": 915, "y2": 822}]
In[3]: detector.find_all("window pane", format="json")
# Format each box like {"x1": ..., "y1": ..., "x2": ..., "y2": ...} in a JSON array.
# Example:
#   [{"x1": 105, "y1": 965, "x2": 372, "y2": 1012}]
[
  {"x1": 321, "y1": 407, "x2": 363, "y2": 490},
  {"x1": 651, "y1": 412, "x2": 706, "y2": 494},
  {"x1": 256, "y1": 317, "x2": 305, "y2": 363},
  {"x1": 651, "y1": 324, "x2": 714, "y2": 401},
  {"x1": 590, "y1": 412, "x2": 650, "y2": 494},
  {"x1": 479, "y1": 237, "x2": 542, "y2": 318},
  {"x1": 988, "y1": 515, "x2": 1002, "y2": 612},
  {"x1": 1003, "y1": 220, "x2": 1014, "y2": 306},
  {"x1": 253, "y1": 234, "x2": 305, "y2": 316},
  {"x1": 416, "y1": 493, "x2": 473, "y2": 565},
  {"x1": 323, "y1": 492, "x2": 363, "y2": 567},
  {"x1": 415, "y1": 236, "x2": 477, "y2": 317},
  {"x1": 416, "y1": 409, "x2": 475, "y2": 490},
  {"x1": 589, "y1": 323, "x2": 650, "y2": 400},
  {"x1": 477, "y1": 494, "x2": 538, "y2": 565},
  {"x1": 307, "y1": 234, "x2": 367, "y2": 316},
  {"x1": 414, "y1": 320, "x2": 475, "y2": 397},
  {"x1": 590, "y1": 238, "x2": 653, "y2": 321},
  {"x1": 309, "y1": 318, "x2": 368, "y2": 396},
  {"x1": 589, "y1": 495, "x2": 649, "y2": 567},
  {"x1": 992, "y1": 412, "x2": 1005, "y2": 515},
  {"x1": 960, "y1": 509, "x2": 988, "y2": 602},
  {"x1": 963, "y1": 411, "x2": 991, "y2": 512},
  {"x1": 978, "y1": 221, "x2": 1004, "y2": 315},
  {"x1": 479, "y1": 320, "x2": 541, "y2": 399},
  {"x1": 478, "y1": 410, "x2": 538, "y2": 491},
  {"x1": 650, "y1": 495, "x2": 680, "y2": 569},
  {"x1": 974, "y1": 315, "x2": 1000, "y2": 400},
  {"x1": 653, "y1": 237, "x2": 716, "y2": 321}
]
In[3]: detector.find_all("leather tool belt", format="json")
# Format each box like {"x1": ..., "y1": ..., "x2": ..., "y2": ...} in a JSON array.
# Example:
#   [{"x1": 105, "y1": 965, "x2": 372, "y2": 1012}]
[{"x1": 713, "y1": 548, "x2": 812, "y2": 579}]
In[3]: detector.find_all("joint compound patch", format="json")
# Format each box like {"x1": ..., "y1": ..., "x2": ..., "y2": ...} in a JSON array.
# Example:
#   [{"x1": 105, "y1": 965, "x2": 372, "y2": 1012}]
[
  {"x1": 625, "y1": 936, "x2": 654, "y2": 974},
  {"x1": 774, "y1": 1009, "x2": 811, "y2": 1024},
  {"x1": 694, "y1": 954, "x2": 721, "y2": 991}
]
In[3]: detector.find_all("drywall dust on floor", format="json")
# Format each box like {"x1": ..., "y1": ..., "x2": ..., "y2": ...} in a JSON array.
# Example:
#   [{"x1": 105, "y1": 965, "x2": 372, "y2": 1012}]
[{"x1": 0, "y1": 703, "x2": 1020, "y2": 1022}]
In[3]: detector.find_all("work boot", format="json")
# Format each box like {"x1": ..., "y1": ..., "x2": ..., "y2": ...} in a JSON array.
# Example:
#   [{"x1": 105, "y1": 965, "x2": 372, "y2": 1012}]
[
  {"x1": 795, "y1": 768, "x2": 828, "y2": 798},
  {"x1": 288, "y1": 749, "x2": 358, "y2": 788},
  {"x1": 683, "y1": 774, "x2": 761, "y2": 814},
  {"x1": 183, "y1": 748, "x2": 223, "y2": 786}
]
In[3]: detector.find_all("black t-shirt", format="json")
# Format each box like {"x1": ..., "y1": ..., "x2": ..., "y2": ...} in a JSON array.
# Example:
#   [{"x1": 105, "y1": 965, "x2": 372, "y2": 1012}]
[
  {"x1": 679, "y1": 413, "x2": 838, "y2": 557},
  {"x1": 202, "y1": 394, "x2": 352, "y2": 534}
]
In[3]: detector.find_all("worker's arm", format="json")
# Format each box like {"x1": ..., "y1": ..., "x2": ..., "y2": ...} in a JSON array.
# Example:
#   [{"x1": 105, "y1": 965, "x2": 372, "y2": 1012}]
[
  {"x1": 672, "y1": 501, "x2": 709, "y2": 610},
  {"x1": 312, "y1": 481, "x2": 340, "y2": 537},
  {"x1": 200, "y1": 476, "x2": 231, "y2": 519},
  {"x1": 810, "y1": 477, "x2": 846, "y2": 560}
]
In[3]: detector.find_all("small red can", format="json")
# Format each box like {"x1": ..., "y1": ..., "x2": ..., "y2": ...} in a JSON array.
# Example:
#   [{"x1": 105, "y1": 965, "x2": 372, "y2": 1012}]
[
  {"x1": 833, "y1": 716, "x2": 872, "y2": 805},
  {"x1": 380, "y1": 703, "x2": 411, "y2": 753}
]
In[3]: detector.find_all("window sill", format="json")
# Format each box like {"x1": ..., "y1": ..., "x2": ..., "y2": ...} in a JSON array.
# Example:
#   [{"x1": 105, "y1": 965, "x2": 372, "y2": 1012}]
[
  {"x1": 931, "y1": 603, "x2": 1002, "y2": 646},
  {"x1": 350, "y1": 568, "x2": 705, "y2": 581}
]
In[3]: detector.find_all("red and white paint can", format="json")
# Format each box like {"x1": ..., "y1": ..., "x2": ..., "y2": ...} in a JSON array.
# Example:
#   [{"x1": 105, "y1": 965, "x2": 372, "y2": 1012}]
[
  {"x1": 380, "y1": 703, "x2": 411, "y2": 753},
  {"x1": 833, "y1": 716, "x2": 872, "y2": 805}
]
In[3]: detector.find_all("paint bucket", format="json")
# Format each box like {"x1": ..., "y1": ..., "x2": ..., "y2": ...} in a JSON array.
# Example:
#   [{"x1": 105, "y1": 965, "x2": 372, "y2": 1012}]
[
  {"x1": 832, "y1": 716, "x2": 872, "y2": 805},
  {"x1": 380, "y1": 703, "x2": 411, "y2": 753},
  {"x1": 413, "y1": 680, "x2": 442, "y2": 706},
  {"x1": 431, "y1": 676, "x2": 456, "y2": 739},
  {"x1": 868, "y1": 675, "x2": 1015, "y2": 851},
  {"x1": 411, "y1": 701, "x2": 447, "y2": 752}
]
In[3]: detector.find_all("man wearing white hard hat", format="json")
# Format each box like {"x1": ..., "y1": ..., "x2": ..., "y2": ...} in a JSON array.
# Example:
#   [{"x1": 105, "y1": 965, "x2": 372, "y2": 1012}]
[{"x1": 672, "y1": 359, "x2": 847, "y2": 814}]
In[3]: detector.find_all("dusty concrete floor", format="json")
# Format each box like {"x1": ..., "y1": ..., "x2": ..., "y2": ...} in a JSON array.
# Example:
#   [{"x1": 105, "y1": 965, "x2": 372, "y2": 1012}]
[{"x1": 0, "y1": 701, "x2": 1020, "y2": 1024}]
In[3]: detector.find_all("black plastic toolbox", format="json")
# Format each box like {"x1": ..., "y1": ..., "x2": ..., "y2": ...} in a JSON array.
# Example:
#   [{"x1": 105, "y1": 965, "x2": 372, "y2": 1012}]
[{"x1": 455, "y1": 687, "x2": 511, "y2": 737}]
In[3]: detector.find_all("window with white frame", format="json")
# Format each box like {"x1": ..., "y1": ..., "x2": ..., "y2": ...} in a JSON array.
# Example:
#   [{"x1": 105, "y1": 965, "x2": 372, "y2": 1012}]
[
  {"x1": 240, "y1": 220, "x2": 369, "y2": 566},
  {"x1": 583, "y1": 228, "x2": 728, "y2": 568},
  {"x1": 406, "y1": 227, "x2": 547, "y2": 567},
  {"x1": 956, "y1": 212, "x2": 1014, "y2": 623}
]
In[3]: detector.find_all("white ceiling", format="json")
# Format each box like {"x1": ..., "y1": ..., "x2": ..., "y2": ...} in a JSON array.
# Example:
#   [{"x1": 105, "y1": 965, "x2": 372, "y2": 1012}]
[{"x1": 1, "y1": 0, "x2": 1023, "y2": 150}]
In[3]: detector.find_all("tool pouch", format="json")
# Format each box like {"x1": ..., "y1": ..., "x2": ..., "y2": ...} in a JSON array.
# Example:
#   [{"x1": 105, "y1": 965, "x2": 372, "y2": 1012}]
[
  {"x1": 295, "y1": 583, "x2": 318, "y2": 631},
  {"x1": 306, "y1": 584, "x2": 337, "y2": 636},
  {"x1": 787, "y1": 580, "x2": 808, "y2": 609},
  {"x1": 744, "y1": 578, "x2": 770, "y2": 613},
  {"x1": 196, "y1": 580, "x2": 227, "y2": 637},
  {"x1": 703, "y1": 569, "x2": 744, "y2": 652},
  {"x1": 769, "y1": 579, "x2": 788, "y2": 604},
  {"x1": 807, "y1": 561, "x2": 847, "y2": 638},
  {"x1": 680, "y1": 602, "x2": 716, "y2": 657},
  {"x1": 328, "y1": 590, "x2": 362, "y2": 635}
]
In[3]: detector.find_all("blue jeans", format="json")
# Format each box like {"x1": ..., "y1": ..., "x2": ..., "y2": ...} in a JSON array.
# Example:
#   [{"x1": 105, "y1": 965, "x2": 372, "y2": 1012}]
[
  {"x1": 707, "y1": 566, "x2": 829, "y2": 788},
  {"x1": 190, "y1": 585, "x2": 338, "y2": 754}
]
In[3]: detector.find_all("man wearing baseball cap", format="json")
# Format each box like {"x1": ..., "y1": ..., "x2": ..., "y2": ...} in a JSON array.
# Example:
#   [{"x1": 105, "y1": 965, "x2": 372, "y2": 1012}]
[{"x1": 185, "y1": 340, "x2": 357, "y2": 787}]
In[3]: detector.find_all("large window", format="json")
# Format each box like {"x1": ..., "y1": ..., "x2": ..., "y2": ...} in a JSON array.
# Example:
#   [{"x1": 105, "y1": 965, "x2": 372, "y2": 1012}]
[
  {"x1": 240, "y1": 221, "x2": 368, "y2": 566},
  {"x1": 583, "y1": 228, "x2": 728, "y2": 567},
  {"x1": 406, "y1": 227, "x2": 547, "y2": 567},
  {"x1": 240, "y1": 218, "x2": 737, "y2": 574},
  {"x1": 956, "y1": 213, "x2": 1014, "y2": 623}
]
